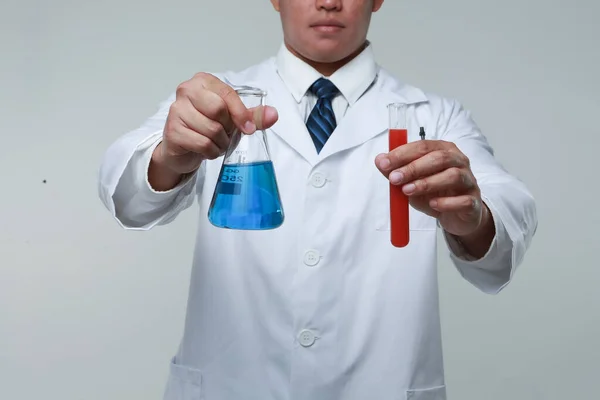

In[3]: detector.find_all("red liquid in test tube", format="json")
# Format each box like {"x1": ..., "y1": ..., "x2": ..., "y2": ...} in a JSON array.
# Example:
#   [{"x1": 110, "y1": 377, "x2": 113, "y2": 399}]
[{"x1": 388, "y1": 104, "x2": 410, "y2": 247}]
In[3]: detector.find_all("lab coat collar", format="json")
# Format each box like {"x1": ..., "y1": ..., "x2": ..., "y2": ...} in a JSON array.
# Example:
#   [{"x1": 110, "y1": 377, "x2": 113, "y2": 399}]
[{"x1": 232, "y1": 58, "x2": 429, "y2": 166}]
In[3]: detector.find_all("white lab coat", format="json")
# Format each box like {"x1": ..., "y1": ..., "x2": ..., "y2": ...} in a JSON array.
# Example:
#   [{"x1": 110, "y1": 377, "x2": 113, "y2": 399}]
[{"x1": 98, "y1": 57, "x2": 537, "y2": 400}]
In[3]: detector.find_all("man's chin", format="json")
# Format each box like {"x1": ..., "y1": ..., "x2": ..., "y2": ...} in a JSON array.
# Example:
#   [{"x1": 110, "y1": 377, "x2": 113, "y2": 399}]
[
  {"x1": 305, "y1": 46, "x2": 352, "y2": 64},
  {"x1": 307, "y1": 38, "x2": 368, "y2": 64},
  {"x1": 288, "y1": 38, "x2": 359, "y2": 65}
]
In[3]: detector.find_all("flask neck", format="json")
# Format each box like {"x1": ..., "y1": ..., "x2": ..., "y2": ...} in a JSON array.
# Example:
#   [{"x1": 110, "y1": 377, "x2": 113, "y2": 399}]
[{"x1": 236, "y1": 88, "x2": 266, "y2": 109}]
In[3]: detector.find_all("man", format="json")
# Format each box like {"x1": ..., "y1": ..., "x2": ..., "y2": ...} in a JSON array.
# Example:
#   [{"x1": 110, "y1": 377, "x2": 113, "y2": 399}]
[{"x1": 98, "y1": 0, "x2": 537, "y2": 399}]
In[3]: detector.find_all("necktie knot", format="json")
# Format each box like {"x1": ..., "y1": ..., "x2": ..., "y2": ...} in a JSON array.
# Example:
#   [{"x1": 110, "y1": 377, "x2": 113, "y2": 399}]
[{"x1": 309, "y1": 78, "x2": 339, "y2": 100}]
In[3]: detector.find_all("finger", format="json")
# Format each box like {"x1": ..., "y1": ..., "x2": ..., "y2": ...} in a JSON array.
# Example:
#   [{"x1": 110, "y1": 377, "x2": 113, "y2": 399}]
[
  {"x1": 171, "y1": 100, "x2": 230, "y2": 152},
  {"x1": 429, "y1": 195, "x2": 481, "y2": 219},
  {"x1": 374, "y1": 153, "x2": 392, "y2": 176},
  {"x1": 388, "y1": 149, "x2": 468, "y2": 186},
  {"x1": 249, "y1": 105, "x2": 279, "y2": 132},
  {"x1": 166, "y1": 122, "x2": 223, "y2": 160},
  {"x1": 408, "y1": 196, "x2": 441, "y2": 218},
  {"x1": 376, "y1": 140, "x2": 456, "y2": 173},
  {"x1": 177, "y1": 73, "x2": 254, "y2": 134},
  {"x1": 401, "y1": 167, "x2": 475, "y2": 196},
  {"x1": 181, "y1": 101, "x2": 230, "y2": 151},
  {"x1": 204, "y1": 80, "x2": 255, "y2": 134},
  {"x1": 376, "y1": 140, "x2": 440, "y2": 172},
  {"x1": 187, "y1": 89, "x2": 235, "y2": 135}
]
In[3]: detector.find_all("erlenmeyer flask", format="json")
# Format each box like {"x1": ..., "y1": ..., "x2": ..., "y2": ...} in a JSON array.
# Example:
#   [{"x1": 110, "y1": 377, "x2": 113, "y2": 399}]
[{"x1": 207, "y1": 87, "x2": 284, "y2": 230}]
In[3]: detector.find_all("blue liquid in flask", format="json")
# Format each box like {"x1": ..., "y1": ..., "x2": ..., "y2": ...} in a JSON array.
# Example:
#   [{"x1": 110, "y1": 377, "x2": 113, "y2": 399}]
[{"x1": 208, "y1": 161, "x2": 284, "y2": 230}]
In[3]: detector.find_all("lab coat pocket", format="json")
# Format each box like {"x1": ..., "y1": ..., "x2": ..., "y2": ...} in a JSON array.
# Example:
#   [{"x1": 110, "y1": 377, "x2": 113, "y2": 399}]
[
  {"x1": 162, "y1": 357, "x2": 203, "y2": 400},
  {"x1": 406, "y1": 385, "x2": 446, "y2": 400}
]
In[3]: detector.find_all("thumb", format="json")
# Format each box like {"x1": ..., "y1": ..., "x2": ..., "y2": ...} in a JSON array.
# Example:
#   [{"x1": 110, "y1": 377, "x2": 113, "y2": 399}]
[{"x1": 248, "y1": 106, "x2": 279, "y2": 132}]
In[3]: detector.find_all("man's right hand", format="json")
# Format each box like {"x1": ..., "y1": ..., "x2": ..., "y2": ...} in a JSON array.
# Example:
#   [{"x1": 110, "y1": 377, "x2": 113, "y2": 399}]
[{"x1": 149, "y1": 72, "x2": 279, "y2": 191}]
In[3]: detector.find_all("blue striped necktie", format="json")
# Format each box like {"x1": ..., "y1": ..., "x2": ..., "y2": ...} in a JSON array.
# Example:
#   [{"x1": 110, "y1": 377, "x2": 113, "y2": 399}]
[{"x1": 306, "y1": 78, "x2": 340, "y2": 153}]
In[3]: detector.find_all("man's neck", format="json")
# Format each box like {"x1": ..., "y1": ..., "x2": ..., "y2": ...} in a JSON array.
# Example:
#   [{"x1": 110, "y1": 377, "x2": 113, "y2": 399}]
[{"x1": 285, "y1": 41, "x2": 368, "y2": 77}]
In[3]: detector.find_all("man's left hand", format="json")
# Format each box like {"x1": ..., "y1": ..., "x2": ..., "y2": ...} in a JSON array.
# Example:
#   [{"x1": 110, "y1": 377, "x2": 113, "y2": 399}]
[{"x1": 375, "y1": 140, "x2": 493, "y2": 241}]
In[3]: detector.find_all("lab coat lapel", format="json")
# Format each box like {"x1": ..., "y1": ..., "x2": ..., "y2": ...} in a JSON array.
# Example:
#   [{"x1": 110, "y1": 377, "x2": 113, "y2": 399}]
[
  {"x1": 263, "y1": 68, "x2": 320, "y2": 166},
  {"x1": 219, "y1": 61, "x2": 319, "y2": 166},
  {"x1": 318, "y1": 73, "x2": 430, "y2": 160},
  {"x1": 239, "y1": 63, "x2": 430, "y2": 165}
]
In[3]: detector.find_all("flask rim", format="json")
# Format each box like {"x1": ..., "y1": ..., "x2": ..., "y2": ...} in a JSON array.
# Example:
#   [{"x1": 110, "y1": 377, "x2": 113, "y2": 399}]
[{"x1": 235, "y1": 87, "x2": 267, "y2": 98}]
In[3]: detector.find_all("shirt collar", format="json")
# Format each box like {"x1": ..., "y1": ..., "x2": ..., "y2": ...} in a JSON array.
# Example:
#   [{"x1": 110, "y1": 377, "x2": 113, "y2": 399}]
[{"x1": 275, "y1": 42, "x2": 378, "y2": 106}]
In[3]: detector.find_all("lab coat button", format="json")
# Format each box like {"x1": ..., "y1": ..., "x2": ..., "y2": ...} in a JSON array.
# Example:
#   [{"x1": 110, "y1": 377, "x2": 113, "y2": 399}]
[
  {"x1": 298, "y1": 330, "x2": 316, "y2": 347},
  {"x1": 310, "y1": 172, "x2": 326, "y2": 188},
  {"x1": 303, "y1": 250, "x2": 320, "y2": 266}
]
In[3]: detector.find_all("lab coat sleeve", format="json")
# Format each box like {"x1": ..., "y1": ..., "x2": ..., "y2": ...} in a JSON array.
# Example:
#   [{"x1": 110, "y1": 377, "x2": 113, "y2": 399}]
[
  {"x1": 97, "y1": 94, "x2": 204, "y2": 230},
  {"x1": 436, "y1": 98, "x2": 537, "y2": 294}
]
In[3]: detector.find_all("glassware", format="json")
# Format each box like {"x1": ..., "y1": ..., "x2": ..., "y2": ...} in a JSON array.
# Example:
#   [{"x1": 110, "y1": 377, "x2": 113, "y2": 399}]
[
  {"x1": 208, "y1": 87, "x2": 284, "y2": 230},
  {"x1": 388, "y1": 103, "x2": 410, "y2": 247}
]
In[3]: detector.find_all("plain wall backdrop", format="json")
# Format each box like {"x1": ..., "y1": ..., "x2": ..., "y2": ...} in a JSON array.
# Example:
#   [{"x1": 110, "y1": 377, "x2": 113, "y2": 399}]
[{"x1": 1, "y1": 0, "x2": 599, "y2": 399}]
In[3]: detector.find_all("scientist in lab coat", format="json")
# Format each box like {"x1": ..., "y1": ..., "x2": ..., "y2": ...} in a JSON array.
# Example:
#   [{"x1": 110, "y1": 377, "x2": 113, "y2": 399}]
[{"x1": 98, "y1": 0, "x2": 537, "y2": 399}]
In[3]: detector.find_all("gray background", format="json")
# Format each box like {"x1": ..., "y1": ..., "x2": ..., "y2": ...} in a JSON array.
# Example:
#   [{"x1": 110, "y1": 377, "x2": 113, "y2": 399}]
[{"x1": 1, "y1": 0, "x2": 598, "y2": 399}]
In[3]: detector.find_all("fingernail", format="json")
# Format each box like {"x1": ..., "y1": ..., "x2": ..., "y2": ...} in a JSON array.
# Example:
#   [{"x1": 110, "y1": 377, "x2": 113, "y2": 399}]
[
  {"x1": 430, "y1": 200, "x2": 439, "y2": 209},
  {"x1": 389, "y1": 171, "x2": 404, "y2": 184},
  {"x1": 403, "y1": 183, "x2": 416, "y2": 194},
  {"x1": 379, "y1": 157, "x2": 391, "y2": 170},
  {"x1": 243, "y1": 121, "x2": 256, "y2": 134}
]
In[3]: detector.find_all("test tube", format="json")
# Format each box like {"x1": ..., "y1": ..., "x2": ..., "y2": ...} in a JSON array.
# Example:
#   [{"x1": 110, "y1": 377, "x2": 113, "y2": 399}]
[{"x1": 388, "y1": 103, "x2": 410, "y2": 248}]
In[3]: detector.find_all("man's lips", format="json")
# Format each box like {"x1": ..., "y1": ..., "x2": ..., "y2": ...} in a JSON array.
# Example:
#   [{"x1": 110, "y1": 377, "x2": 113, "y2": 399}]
[
  {"x1": 311, "y1": 20, "x2": 344, "y2": 30},
  {"x1": 311, "y1": 21, "x2": 344, "y2": 33}
]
